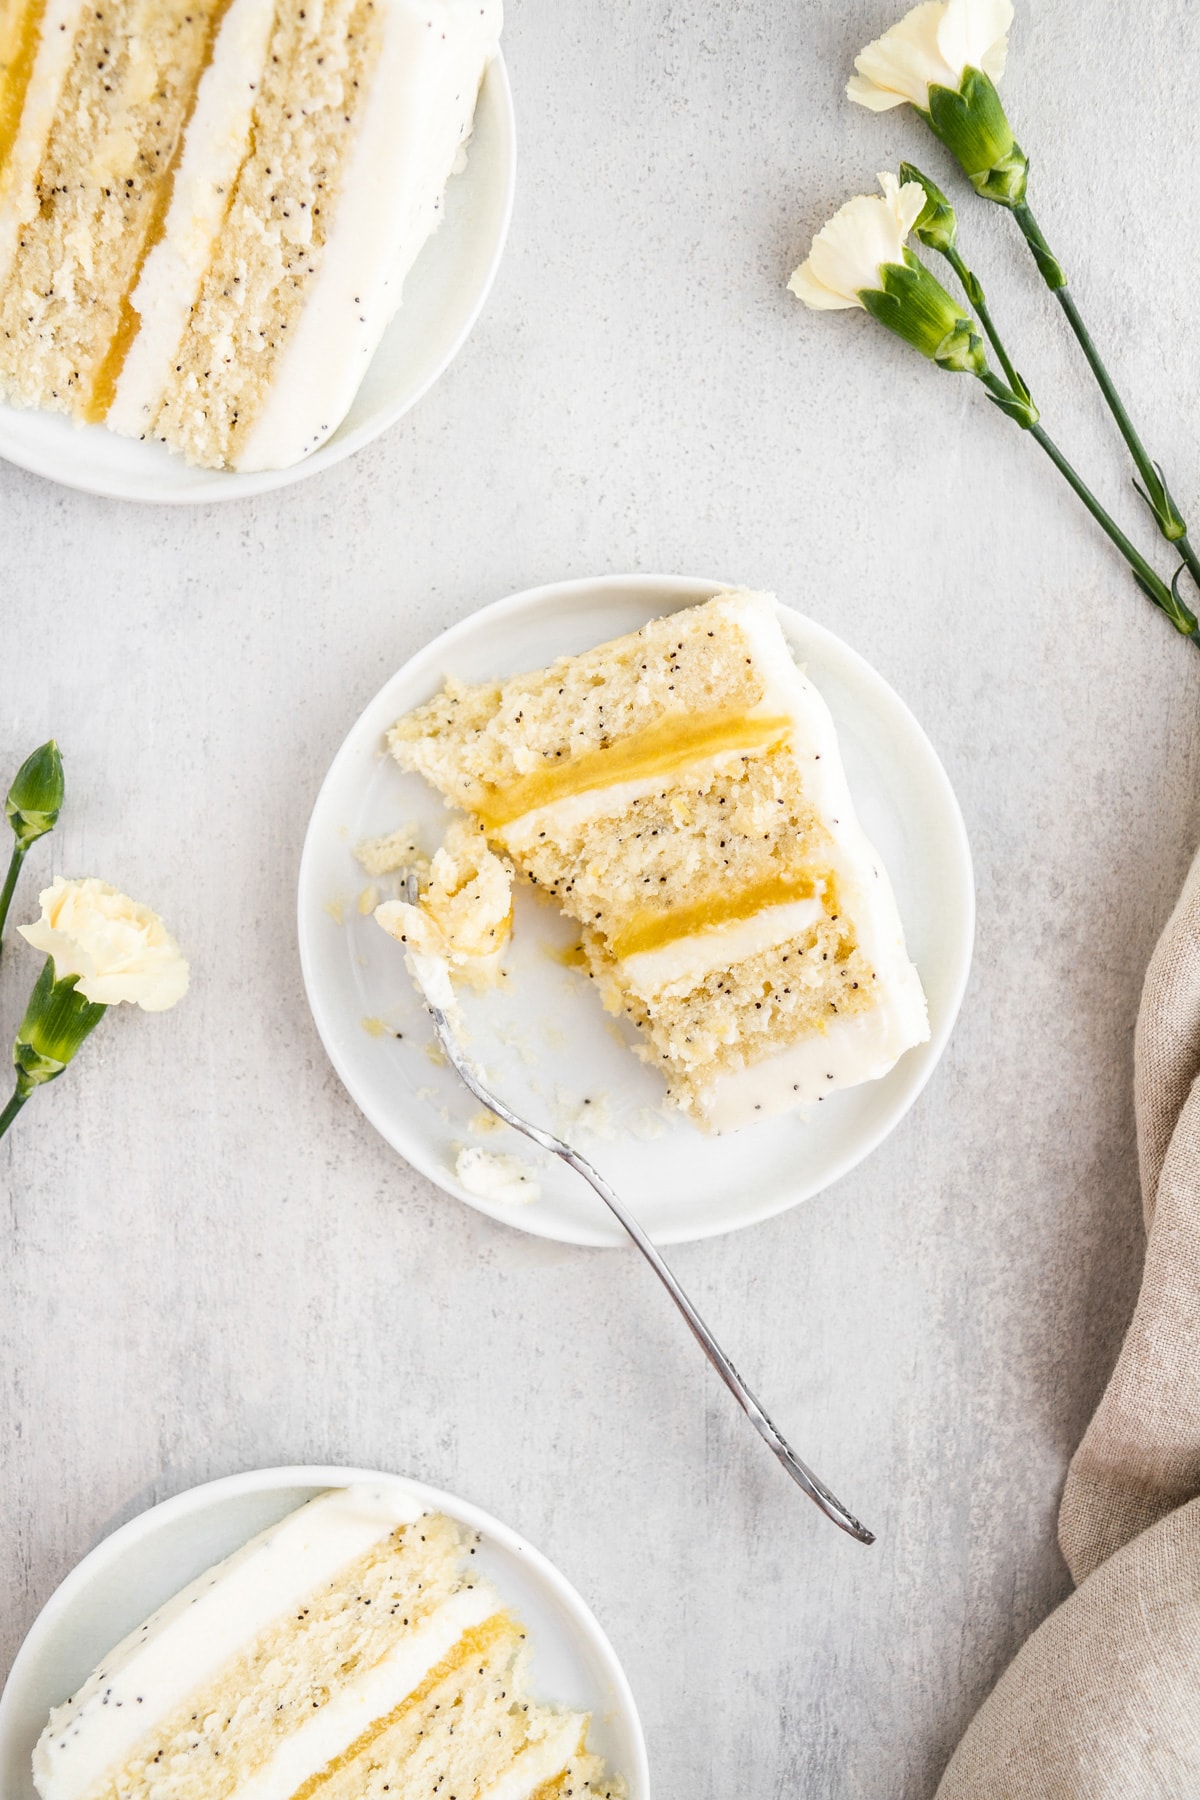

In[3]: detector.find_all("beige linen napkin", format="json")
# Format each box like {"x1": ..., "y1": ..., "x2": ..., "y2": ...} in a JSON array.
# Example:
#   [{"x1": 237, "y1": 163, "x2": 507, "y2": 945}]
[{"x1": 936, "y1": 847, "x2": 1200, "y2": 1798}]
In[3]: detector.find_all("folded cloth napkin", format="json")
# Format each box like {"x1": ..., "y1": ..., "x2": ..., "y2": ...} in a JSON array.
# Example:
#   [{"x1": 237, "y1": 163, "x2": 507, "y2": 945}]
[{"x1": 936, "y1": 847, "x2": 1200, "y2": 1798}]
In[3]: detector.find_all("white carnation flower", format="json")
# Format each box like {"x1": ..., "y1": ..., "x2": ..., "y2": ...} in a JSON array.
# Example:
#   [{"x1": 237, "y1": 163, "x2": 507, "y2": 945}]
[
  {"x1": 19, "y1": 877, "x2": 189, "y2": 1011},
  {"x1": 848, "y1": 0, "x2": 1012, "y2": 113}
]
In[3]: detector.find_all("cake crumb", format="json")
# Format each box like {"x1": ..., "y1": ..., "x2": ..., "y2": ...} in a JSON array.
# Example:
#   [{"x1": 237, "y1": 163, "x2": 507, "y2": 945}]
[
  {"x1": 361, "y1": 1016, "x2": 388, "y2": 1039},
  {"x1": 357, "y1": 884, "x2": 380, "y2": 915},
  {"x1": 354, "y1": 826, "x2": 426, "y2": 878},
  {"x1": 324, "y1": 895, "x2": 347, "y2": 926},
  {"x1": 471, "y1": 1109, "x2": 507, "y2": 1136}
]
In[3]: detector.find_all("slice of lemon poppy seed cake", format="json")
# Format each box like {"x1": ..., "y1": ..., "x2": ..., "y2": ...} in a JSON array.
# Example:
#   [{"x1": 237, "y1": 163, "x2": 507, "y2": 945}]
[
  {"x1": 386, "y1": 588, "x2": 929, "y2": 1132},
  {"x1": 0, "y1": 0, "x2": 501, "y2": 469},
  {"x1": 33, "y1": 1484, "x2": 624, "y2": 1800}
]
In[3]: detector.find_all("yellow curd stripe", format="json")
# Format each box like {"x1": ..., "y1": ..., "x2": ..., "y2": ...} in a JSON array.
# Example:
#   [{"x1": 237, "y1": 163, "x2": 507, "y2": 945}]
[
  {"x1": 480, "y1": 711, "x2": 793, "y2": 830},
  {"x1": 83, "y1": 0, "x2": 238, "y2": 424},
  {"x1": 286, "y1": 1612, "x2": 514, "y2": 1800},
  {"x1": 611, "y1": 871, "x2": 826, "y2": 960},
  {"x1": 525, "y1": 1773, "x2": 571, "y2": 1800},
  {"x1": 0, "y1": 0, "x2": 46, "y2": 201}
]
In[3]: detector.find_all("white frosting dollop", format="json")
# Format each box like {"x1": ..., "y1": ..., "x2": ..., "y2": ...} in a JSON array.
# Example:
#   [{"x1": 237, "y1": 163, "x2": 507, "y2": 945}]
[{"x1": 456, "y1": 1146, "x2": 540, "y2": 1205}]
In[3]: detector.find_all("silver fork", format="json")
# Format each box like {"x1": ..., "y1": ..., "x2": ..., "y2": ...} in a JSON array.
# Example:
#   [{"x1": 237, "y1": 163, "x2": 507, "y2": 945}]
[{"x1": 401, "y1": 875, "x2": 874, "y2": 1544}]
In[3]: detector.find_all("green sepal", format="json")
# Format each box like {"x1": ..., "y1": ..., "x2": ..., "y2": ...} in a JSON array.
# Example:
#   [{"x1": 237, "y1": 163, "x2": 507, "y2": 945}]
[
  {"x1": 926, "y1": 70, "x2": 1028, "y2": 209},
  {"x1": 1012, "y1": 202, "x2": 1067, "y2": 289},
  {"x1": 982, "y1": 380, "x2": 1040, "y2": 430},
  {"x1": 6, "y1": 739, "x2": 64, "y2": 852},
  {"x1": 899, "y1": 161, "x2": 957, "y2": 255},
  {"x1": 13, "y1": 957, "x2": 107, "y2": 1093},
  {"x1": 1160, "y1": 564, "x2": 1200, "y2": 637},
  {"x1": 860, "y1": 252, "x2": 985, "y2": 374},
  {"x1": 959, "y1": 264, "x2": 985, "y2": 309},
  {"x1": 1133, "y1": 463, "x2": 1187, "y2": 543}
]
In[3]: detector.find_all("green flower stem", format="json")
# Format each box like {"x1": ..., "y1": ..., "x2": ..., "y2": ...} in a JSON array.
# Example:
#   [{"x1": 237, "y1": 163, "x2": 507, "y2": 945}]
[
  {"x1": 0, "y1": 1081, "x2": 29, "y2": 1140},
  {"x1": 941, "y1": 246, "x2": 1028, "y2": 400},
  {"x1": 0, "y1": 842, "x2": 24, "y2": 956},
  {"x1": 1012, "y1": 201, "x2": 1200, "y2": 588},
  {"x1": 976, "y1": 370, "x2": 1199, "y2": 641}
]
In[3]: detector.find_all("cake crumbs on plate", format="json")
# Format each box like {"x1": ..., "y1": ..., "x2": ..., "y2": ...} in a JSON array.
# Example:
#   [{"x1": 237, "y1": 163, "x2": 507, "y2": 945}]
[{"x1": 354, "y1": 825, "x2": 427, "y2": 878}]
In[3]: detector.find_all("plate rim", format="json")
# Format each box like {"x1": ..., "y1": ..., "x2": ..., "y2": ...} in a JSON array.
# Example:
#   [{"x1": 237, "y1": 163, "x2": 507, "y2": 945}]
[
  {"x1": 0, "y1": 1461, "x2": 651, "y2": 1798},
  {"x1": 0, "y1": 51, "x2": 515, "y2": 506},
  {"x1": 297, "y1": 572, "x2": 976, "y2": 1248}
]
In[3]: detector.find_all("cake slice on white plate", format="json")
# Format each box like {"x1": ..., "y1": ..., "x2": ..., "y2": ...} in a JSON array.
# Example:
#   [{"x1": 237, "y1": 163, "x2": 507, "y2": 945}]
[
  {"x1": 33, "y1": 1484, "x2": 624, "y2": 1800},
  {"x1": 384, "y1": 588, "x2": 929, "y2": 1132},
  {"x1": 0, "y1": 0, "x2": 501, "y2": 469}
]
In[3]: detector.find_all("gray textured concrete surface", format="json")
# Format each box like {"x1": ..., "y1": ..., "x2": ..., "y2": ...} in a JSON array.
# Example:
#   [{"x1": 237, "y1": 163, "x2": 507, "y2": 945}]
[{"x1": 4, "y1": 2, "x2": 1200, "y2": 1795}]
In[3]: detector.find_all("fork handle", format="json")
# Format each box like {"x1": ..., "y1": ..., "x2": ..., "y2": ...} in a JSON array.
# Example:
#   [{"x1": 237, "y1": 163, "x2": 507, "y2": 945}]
[
  {"x1": 422, "y1": 989, "x2": 873, "y2": 1543},
  {"x1": 557, "y1": 1145, "x2": 875, "y2": 1544}
]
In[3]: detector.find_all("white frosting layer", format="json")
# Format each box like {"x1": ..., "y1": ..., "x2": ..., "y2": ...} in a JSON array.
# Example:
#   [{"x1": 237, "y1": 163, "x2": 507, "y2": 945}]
[
  {"x1": 498, "y1": 751, "x2": 755, "y2": 850},
  {"x1": 0, "y1": 0, "x2": 85, "y2": 288},
  {"x1": 33, "y1": 1483, "x2": 424, "y2": 1800},
  {"x1": 696, "y1": 591, "x2": 928, "y2": 1130},
  {"x1": 106, "y1": 0, "x2": 276, "y2": 439},
  {"x1": 234, "y1": 1582, "x2": 502, "y2": 1800},
  {"x1": 697, "y1": 1002, "x2": 919, "y2": 1132},
  {"x1": 619, "y1": 894, "x2": 826, "y2": 1001},
  {"x1": 234, "y1": 0, "x2": 502, "y2": 471}
]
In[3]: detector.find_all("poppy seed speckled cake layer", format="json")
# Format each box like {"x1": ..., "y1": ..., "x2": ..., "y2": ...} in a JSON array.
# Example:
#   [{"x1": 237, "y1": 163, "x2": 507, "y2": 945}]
[{"x1": 0, "y1": 0, "x2": 500, "y2": 469}]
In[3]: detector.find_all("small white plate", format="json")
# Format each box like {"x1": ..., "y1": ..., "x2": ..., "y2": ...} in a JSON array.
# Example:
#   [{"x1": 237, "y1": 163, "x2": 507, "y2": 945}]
[
  {"x1": 0, "y1": 1464, "x2": 649, "y2": 1800},
  {"x1": 0, "y1": 55, "x2": 514, "y2": 504},
  {"x1": 298, "y1": 574, "x2": 974, "y2": 1247}
]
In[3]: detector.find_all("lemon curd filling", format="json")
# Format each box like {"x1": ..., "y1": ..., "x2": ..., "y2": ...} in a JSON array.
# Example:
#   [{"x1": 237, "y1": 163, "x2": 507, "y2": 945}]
[
  {"x1": 477, "y1": 709, "x2": 794, "y2": 829},
  {"x1": 288, "y1": 1615, "x2": 512, "y2": 1800},
  {"x1": 609, "y1": 871, "x2": 830, "y2": 960},
  {"x1": 83, "y1": 0, "x2": 238, "y2": 424},
  {"x1": 0, "y1": 0, "x2": 44, "y2": 200}
]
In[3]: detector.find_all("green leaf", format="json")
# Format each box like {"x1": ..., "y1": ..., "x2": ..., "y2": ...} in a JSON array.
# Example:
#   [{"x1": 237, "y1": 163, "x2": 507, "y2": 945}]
[{"x1": 6, "y1": 739, "x2": 64, "y2": 852}]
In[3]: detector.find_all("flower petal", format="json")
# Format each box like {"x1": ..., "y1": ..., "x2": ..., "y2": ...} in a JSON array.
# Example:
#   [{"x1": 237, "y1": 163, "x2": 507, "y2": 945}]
[
  {"x1": 18, "y1": 876, "x2": 188, "y2": 1011},
  {"x1": 846, "y1": 72, "x2": 909, "y2": 111},
  {"x1": 788, "y1": 260, "x2": 862, "y2": 309},
  {"x1": 808, "y1": 191, "x2": 897, "y2": 299},
  {"x1": 894, "y1": 178, "x2": 929, "y2": 240},
  {"x1": 936, "y1": 0, "x2": 1012, "y2": 82},
  {"x1": 980, "y1": 31, "x2": 1009, "y2": 80},
  {"x1": 850, "y1": 1, "x2": 956, "y2": 112}
]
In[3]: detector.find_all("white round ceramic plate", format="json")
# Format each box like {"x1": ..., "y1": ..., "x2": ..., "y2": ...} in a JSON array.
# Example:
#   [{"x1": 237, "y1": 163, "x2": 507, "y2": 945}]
[
  {"x1": 0, "y1": 1464, "x2": 649, "y2": 1800},
  {"x1": 0, "y1": 55, "x2": 514, "y2": 504},
  {"x1": 298, "y1": 574, "x2": 974, "y2": 1248}
]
